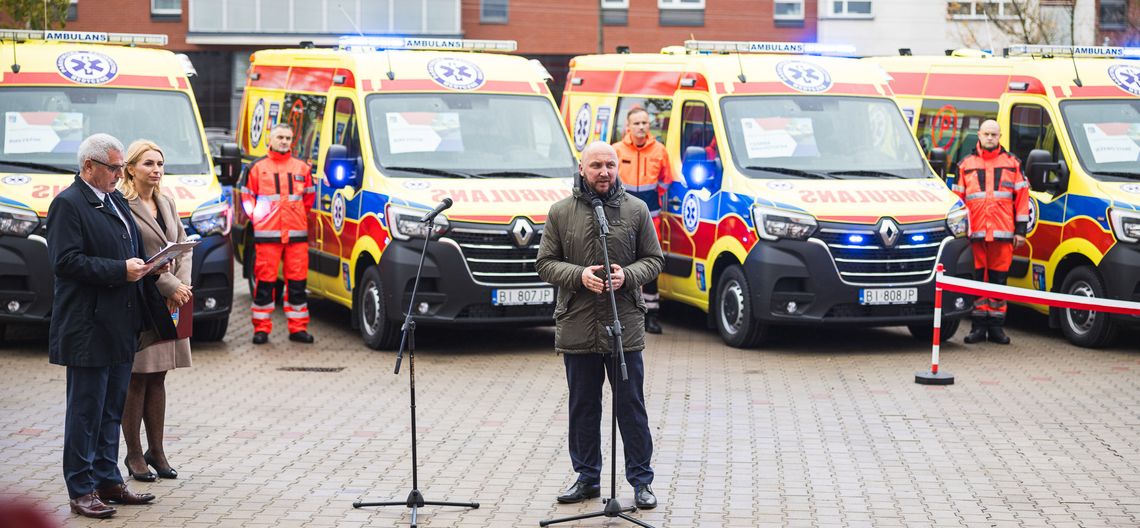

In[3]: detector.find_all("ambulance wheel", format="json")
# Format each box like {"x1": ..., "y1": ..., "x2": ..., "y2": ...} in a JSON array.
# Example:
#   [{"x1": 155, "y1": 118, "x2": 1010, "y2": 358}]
[
  {"x1": 1059, "y1": 266, "x2": 1118, "y2": 348},
  {"x1": 242, "y1": 242, "x2": 256, "y2": 295},
  {"x1": 192, "y1": 317, "x2": 229, "y2": 342},
  {"x1": 714, "y1": 265, "x2": 767, "y2": 348},
  {"x1": 907, "y1": 318, "x2": 960, "y2": 343},
  {"x1": 358, "y1": 266, "x2": 400, "y2": 350}
]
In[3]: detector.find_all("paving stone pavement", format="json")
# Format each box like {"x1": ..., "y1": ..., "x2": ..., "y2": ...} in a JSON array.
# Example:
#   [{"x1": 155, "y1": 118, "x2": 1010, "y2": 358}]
[{"x1": 1, "y1": 274, "x2": 1138, "y2": 527}]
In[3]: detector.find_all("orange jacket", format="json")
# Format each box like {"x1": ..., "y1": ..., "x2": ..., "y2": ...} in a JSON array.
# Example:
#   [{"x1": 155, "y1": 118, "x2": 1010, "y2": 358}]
[
  {"x1": 953, "y1": 145, "x2": 1030, "y2": 242},
  {"x1": 240, "y1": 150, "x2": 315, "y2": 243},
  {"x1": 613, "y1": 132, "x2": 672, "y2": 215}
]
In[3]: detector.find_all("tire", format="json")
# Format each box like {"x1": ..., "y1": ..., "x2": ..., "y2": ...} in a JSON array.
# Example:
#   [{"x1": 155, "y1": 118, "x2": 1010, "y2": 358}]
[
  {"x1": 908, "y1": 317, "x2": 960, "y2": 343},
  {"x1": 1059, "y1": 266, "x2": 1118, "y2": 348},
  {"x1": 192, "y1": 317, "x2": 229, "y2": 342},
  {"x1": 242, "y1": 241, "x2": 256, "y2": 295},
  {"x1": 357, "y1": 265, "x2": 400, "y2": 350},
  {"x1": 714, "y1": 265, "x2": 767, "y2": 348}
]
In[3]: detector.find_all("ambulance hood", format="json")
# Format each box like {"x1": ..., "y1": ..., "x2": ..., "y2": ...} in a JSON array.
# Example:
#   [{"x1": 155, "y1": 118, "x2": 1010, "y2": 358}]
[
  {"x1": 0, "y1": 171, "x2": 225, "y2": 218},
  {"x1": 739, "y1": 178, "x2": 963, "y2": 224},
  {"x1": 1098, "y1": 181, "x2": 1140, "y2": 212},
  {"x1": 383, "y1": 177, "x2": 576, "y2": 223}
]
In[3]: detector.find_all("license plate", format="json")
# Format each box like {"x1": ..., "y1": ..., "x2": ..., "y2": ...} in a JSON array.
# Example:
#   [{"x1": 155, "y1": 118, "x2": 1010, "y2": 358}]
[
  {"x1": 492, "y1": 287, "x2": 554, "y2": 306},
  {"x1": 859, "y1": 287, "x2": 918, "y2": 305}
]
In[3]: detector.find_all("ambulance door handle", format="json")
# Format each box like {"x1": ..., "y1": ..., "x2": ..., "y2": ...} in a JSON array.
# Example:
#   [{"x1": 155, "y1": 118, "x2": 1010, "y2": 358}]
[
  {"x1": 321, "y1": 196, "x2": 332, "y2": 211},
  {"x1": 668, "y1": 197, "x2": 682, "y2": 207}
]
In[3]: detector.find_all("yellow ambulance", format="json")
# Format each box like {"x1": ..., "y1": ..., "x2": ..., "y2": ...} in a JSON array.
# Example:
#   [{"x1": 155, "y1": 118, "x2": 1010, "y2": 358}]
[
  {"x1": 562, "y1": 41, "x2": 972, "y2": 348},
  {"x1": 231, "y1": 37, "x2": 578, "y2": 349},
  {"x1": 870, "y1": 45, "x2": 1140, "y2": 347},
  {"x1": 0, "y1": 29, "x2": 238, "y2": 342}
]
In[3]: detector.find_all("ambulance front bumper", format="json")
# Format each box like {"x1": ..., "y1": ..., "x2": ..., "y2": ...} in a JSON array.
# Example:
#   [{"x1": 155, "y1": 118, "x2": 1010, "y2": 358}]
[
  {"x1": 186, "y1": 232, "x2": 234, "y2": 322},
  {"x1": 378, "y1": 238, "x2": 554, "y2": 326},
  {"x1": 742, "y1": 236, "x2": 972, "y2": 326},
  {"x1": 1100, "y1": 243, "x2": 1140, "y2": 328},
  {"x1": 0, "y1": 234, "x2": 53, "y2": 325}
]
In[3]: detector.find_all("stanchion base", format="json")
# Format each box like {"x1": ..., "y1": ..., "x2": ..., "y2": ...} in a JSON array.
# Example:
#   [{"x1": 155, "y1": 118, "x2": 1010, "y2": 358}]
[{"x1": 915, "y1": 370, "x2": 955, "y2": 385}]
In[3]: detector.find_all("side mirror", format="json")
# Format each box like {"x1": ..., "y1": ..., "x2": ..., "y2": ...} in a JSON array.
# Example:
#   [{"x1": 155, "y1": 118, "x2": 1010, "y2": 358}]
[
  {"x1": 682, "y1": 145, "x2": 721, "y2": 189},
  {"x1": 214, "y1": 142, "x2": 241, "y2": 186},
  {"x1": 322, "y1": 144, "x2": 361, "y2": 190},
  {"x1": 1025, "y1": 148, "x2": 1069, "y2": 195},
  {"x1": 928, "y1": 147, "x2": 948, "y2": 181}
]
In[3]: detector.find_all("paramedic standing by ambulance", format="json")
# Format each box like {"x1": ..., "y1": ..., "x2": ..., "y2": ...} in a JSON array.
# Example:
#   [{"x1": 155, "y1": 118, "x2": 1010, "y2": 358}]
[
  {"x1": 952, "y1": 119, "x2": 1029, "y2": 345},
  {"x1": 613, "y1": 108, "x2": 672, "y2": 334},
  {"x1": 241, "y1": 123, "x2": 316, "y2": 345}
]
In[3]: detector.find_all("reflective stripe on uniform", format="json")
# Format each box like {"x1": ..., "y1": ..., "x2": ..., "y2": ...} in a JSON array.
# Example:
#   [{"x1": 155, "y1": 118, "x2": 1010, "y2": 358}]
[
  {"x1": 951, "y1": 184, "x2": 964, "y2": 193},
  {"x1": 286, "y1": 195, "x2": 304, "y2": 201},
  {"x1": 625, "y1": 182, "x2": 658, "y2": 192},
  {"x1": 255, "y1": 229, "x2": 282, "y2": 237},
  {"x1": 287, "y1": 229, "x2": 308, "y2": 238},
  {"x1": 1015, "y1": 215, "x2": 1030, "y2": 222},
  {"x1": 302, "y1": 186, "x2": 316, "y2": 194},
  {"x1": 285, "y1": 311, "x2": 308, "y2": 319},
  {"x1": 992, "y1": 191, "x2": 1013, "y2": 200},
  {"x1": 285, "y1": 302, "x2": 308, "y2": 311},
  {"x1": 251, "y1": 312, "x2": 272, "y2": 320},
  {"x1": 965, "y1": 192, "x2": 987, "y2": 201},
  {"x1": 258, "y1": 195, "x2": 281, "y2": 202},
  {"x1": 992, "y1": 230, "x2": 1015, "y2": 239}
]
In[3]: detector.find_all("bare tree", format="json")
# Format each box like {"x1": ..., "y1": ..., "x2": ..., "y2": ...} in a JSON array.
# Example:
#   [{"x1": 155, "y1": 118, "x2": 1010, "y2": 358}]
[
  {"x1": 949, "y1": 0, "x2": 1073, "y2": 47},
  {"x1": 0, "y1": 0, "x2": 70, "y2": 30}
]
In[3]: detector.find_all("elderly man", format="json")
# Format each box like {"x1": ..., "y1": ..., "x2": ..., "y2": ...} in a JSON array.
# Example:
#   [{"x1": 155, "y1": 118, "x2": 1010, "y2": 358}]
[
  {"x1": 536, "y1": 141, "x2": 665, "y2": 509},
  {"x1": 48, "y1": 133, "x2": 174, "y2": 518}
]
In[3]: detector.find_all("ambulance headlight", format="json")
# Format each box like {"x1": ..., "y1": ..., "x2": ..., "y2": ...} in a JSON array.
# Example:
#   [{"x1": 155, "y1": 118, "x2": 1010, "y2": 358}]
[
  {"x1": 190, "y1": 202, "x2": 231, "y2": 237},
  {"x1": 386, "y1": 204, "x2": 449, "y2": 240},
  {"x1": 0, "y1": 204, "x2": 41, "y2": 238},
  {"x1": 1109, "y1": 208, "x2": 1140, "y2": 244},
  {"x1": 946, "y1": 207, "x2": 969, "y2": 238},
  {"x1": 751, "y1": 205, "x2": 816, "y2": 241}
]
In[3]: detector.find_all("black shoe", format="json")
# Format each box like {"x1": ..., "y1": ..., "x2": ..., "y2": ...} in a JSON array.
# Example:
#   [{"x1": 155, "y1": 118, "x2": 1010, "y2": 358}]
[
  {"x1": 556, "y1": 480, "x2": 600, "y2": 504},
  {"x1": 144, "y1": 450, "x2": 177, "y2": 479},
  {"x1": 963, "y1": 324, "x2": 987, "y2": 344},
  {"x1": 252, "y1": 332, "x2": 268, "y2": 345},
  {"x1": 289, "y1": 331, "x2": 314, "y2": 343},
  {"x1": 124, "y1": 456, "x2": 155, "y2": 482},
  {"x1": 634, "y1": 484, "x2": 657, "y2": 509},
  {"x1": 645, "y1": 314, "x2": 662, "y2": 335},
  {"x1": 987, "y1": 326, "x2": 1011, "y2": 344}
]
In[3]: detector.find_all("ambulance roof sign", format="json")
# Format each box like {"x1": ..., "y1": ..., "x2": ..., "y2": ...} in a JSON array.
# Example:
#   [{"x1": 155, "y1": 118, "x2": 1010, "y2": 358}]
[
  {"x1": 684, "y1": 40, "x2": 857, "y2": 56},
  {"x1": 1005, "y1": 44, "x2": 1140, "y2": 59},
  {"x1": 338, "y1": 36, "x2": 517, "y2": 53},
  {"x1": 0, "y1": 29, "x2": 167, "y2": 46}
]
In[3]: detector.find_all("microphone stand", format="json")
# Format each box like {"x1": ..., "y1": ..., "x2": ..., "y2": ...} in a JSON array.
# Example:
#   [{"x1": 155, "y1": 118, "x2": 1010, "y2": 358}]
[
  {"x1": 353, "y1": 212, "x2": 479, "y2": 527},
  {"x1": 540, "y1": 201, "x2": 654, "y2": 528}
]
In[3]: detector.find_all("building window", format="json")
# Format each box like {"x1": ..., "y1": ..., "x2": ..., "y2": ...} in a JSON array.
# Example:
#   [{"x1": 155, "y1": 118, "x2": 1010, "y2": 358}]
[
  {"x1": 67, "y1": 0, "x2": 77, "y2": 21},
  {"x1": 774, "y1": 0, "x2": 804, "y2": 20},
  {"x1": 658, "y1": 0, "x2": 705, "y2": 9},
  {"x1": 602, "y1": 0, "x2": 628, "y2": 25},
  {"x1": 659, "y1": 0, "x2": 704, "y2": 25},
  {"x1": 830, "y1": 0, "x2": 872, "y2": 17},
  {"x1": 602, "y1": 0, "x2": 629, "y2": 7},
  {"x1": 152, "y1": 0, "x2": 181, "y2": 15},
  {"x1": 481, "y1": 0, "x2": 508, "y2": 23},
  {"x1": 1100, "y1": 0, "x2": 1128, "y2": 30},
  {"x1": 948, "y1": 1, "x2": 1017, "y2": 20}
]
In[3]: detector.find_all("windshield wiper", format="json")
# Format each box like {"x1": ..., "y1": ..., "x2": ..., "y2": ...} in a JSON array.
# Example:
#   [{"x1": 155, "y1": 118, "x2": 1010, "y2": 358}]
[
  {"x1": 0, "y1": 160, "x2": 74, "y2": 174},
  {"x1": 384, "y1": 166, "x2": 481, "y2": 178},
  {"x1": 825, "y1": 169, "x2": 907, "y2": 179},
  {"x1": 1093, "y1": 171, "x2": 1140, "y2": 181},
  {"x1": 743, "y1": 165, "x2": 829, "y2": 179},
  {"x1": 476, "y1": 170, "x2": 557, "y2": 178}
]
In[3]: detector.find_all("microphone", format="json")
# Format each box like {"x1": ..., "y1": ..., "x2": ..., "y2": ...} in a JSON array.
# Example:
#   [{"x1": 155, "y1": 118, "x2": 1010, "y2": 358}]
[
  {"x1": 591, "y1": 198, "x2": 609, "y2": 235},
  {"x1": 420, "y1": 197, "x2": 454, "y2": 222}
]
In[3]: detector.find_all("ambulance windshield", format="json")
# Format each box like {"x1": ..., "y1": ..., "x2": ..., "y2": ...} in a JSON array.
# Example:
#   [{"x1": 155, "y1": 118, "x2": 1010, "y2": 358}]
[
  {"x1": 1060, "y1": 99, "x2": 1140, "y2": 181},
  {"x1": 721, "y1": 96, "x2": 928, "y2": 178},
  {"x1": 0, "y1": 88, "x2": 208, "y2": 174},
  {"x1": 366, "y1": 93, "x2": 576, "y2": 177}
]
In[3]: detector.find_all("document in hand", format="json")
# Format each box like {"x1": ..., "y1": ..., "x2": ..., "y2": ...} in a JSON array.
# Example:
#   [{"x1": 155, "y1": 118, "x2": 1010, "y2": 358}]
[{"x1": 144, "y1": 240, "x2": 199, "y2": 272}]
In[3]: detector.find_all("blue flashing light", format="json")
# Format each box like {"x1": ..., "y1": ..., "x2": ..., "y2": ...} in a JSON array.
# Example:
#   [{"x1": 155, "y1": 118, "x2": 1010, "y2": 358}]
[
  {"x1": 847, "y1": 234, "x2": 865, "y2": 244},
  {"x1": 327, "y1": 160, "x2": 351, "y2": 187},
  {"x1": 910, "y1": 234, "x2": 927, "y2": 243},
  {"x1": 687, "y1": 163, "x2": 708, "y2": 187}
]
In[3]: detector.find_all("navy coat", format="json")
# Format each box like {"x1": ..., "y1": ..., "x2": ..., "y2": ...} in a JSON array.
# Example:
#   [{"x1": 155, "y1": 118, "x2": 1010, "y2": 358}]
[{"x1": 47, "y1": 175, "x2": 176, "y2": 367}]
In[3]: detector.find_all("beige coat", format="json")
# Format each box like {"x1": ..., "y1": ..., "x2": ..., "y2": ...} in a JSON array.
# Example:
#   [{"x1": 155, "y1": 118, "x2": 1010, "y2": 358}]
[{"x1": 128, "y1": 191, "x2": 192, "y2": 372}]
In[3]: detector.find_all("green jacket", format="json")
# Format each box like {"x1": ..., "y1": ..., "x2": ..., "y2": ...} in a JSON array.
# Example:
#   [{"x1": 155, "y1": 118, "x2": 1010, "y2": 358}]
[{"x1": 536, "y1": 178, "x2": 664, "y2": 355}]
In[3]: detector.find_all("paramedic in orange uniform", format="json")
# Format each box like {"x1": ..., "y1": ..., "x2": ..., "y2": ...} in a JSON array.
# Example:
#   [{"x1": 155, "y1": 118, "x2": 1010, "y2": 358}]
[
  {"x1": 952, "y1": 120, "x2": 1030, "y2": 345},
  {"x1": 613, "y1": 108, "x2": 672, "y2": 334},
  {"x1": 240, "y1": 123, "x2": 316, "y2": 345}
]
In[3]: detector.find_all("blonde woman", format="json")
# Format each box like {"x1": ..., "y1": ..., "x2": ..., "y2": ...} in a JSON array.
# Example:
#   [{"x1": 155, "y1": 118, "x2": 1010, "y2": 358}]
[{"x1": 119, "y1": 140, "x2": 192, "y2": 481}]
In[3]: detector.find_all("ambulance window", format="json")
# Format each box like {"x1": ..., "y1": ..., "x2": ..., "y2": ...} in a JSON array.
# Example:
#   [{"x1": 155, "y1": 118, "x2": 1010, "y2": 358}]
[
  {"x1": 614, "y1": 98, "x2": 672, "y2": 144},
  {"x1": 914, "y1": 99, "x2": 998, "y2": 176},
  {"x1": 1009, "y1": 104, "x2": 1060, "y2": 164},
  {"x1": 332, "y1": 97, "x2": 361, "y2": 160},
  {"x1": 680, "y1": 101, "x2": 715, "y2": 161}
]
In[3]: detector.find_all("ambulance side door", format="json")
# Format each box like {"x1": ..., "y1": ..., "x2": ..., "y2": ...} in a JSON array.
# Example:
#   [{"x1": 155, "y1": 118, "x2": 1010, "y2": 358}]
[{"x1": 313, "y1": 94, "x2": 364, "y2": 299}]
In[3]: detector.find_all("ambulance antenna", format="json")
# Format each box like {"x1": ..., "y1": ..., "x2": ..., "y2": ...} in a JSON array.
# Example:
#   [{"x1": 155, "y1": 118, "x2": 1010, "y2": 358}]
[
  {"x1": 337, "y1": 3, "x2": 364, "y2": 37},
  {"x1": 1070, "y1": 50, "x2": 1083, "y2": 87},
  {"x1": 385, "y1": 50, "x2": 395, "y2": 80},
  {"x1": 735, "y1": 51, "x2": 746, "y2": 83}
]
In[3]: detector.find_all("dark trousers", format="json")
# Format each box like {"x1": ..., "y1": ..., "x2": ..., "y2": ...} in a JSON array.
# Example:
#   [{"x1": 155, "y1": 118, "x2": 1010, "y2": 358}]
[
  {"x1": 564, "y1": 351, "x2": 654, "y2": 487},
  {"x1": 64, "y1": 361, "x2": 132, "y2": 499}
]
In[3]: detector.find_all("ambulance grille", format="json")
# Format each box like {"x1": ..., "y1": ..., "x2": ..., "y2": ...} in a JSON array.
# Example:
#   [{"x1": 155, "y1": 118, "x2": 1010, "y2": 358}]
[
  {"x1": 445, "y1": 226, "x2": 544, "y2": 286},
  {"x1": 814, "y1": 221, "x2": 948, "y2": 285}
]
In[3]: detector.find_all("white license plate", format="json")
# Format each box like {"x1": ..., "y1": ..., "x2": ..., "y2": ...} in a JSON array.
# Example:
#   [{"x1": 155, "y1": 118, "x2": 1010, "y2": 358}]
[
  {"x1": 492, "y1": 287, "x2": 554, "y2": 306},
  {"x1": 859, "y1": 287, "x2": 918, "y2": 305}
]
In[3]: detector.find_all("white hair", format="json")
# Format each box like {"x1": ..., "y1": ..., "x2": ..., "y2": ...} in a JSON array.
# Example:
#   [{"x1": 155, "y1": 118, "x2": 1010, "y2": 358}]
[{"x1": 76, "y1": 133, "x2": 125, "y2": 165}]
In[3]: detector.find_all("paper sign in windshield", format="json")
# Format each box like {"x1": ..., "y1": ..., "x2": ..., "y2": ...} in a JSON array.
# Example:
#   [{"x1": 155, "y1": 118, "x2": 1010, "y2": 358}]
[
  {"x1": 1084, "y1": 122, "x2": 1140, "y2": 164},
  {"x1": 386, "y1": 112, "x2": 462, "y2": 154},
  {"x1": 740, "y1": 117, "x2": 818, "y2": 159},
  {"x1": 4, "y1": 112, "x2": 83, "y2": 154}
]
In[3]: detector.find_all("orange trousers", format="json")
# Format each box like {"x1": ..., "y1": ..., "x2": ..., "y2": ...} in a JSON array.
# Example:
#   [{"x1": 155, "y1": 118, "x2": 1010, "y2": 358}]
[
  {"x1": 970, "y1": 241, "x2": 1012, "y2": 323},
  {"x1": 251, "y1": 242, "x2": 309, "y2": 334}
]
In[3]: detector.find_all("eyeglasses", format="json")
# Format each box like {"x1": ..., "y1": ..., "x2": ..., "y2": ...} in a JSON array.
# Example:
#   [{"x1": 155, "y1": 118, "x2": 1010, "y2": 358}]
[{"x1": 89, "y1": 158, "x2": 126, "y2": 173}]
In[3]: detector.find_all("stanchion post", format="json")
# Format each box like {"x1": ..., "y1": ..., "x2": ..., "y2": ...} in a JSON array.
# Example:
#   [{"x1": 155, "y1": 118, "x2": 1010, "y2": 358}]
[{"x1": 916, "y1": 264, "x2": 955, "y2": 385}]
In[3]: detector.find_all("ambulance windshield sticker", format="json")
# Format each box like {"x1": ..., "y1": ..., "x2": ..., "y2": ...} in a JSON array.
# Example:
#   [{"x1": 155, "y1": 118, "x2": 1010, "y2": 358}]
[
  {"x1": 1108, "y1": 64, "x2": 1140, "y2": 96},
  {"x1": 573, "y1": 103, "x2": 591, "y2": 152},
  {"x1": 2, "y1": 175, "x2": 30, "y2": 185},
  {"x1": 1122, "y1": 183, "x2": 1140, "y2": 194},
  {"x1": 427, "y1": 58, "x2": 485, "y2": 91},
  {"x1": 56, "y1": 51, "x2": 118, "y2": 84},
  {"x1": 1083, "y1": 123, "x2": 1140, "y2": 164},
  {"x1": 386, "y1": 112, "x2": 463, "y2": 154},
  {"x1": 740, "y1": 117, "x2": 818, "y2": 159},
  {"x1": 250, "y1": 99, "x2": 266, "y2": 149},
  {"x1": 4, "y1": 112, "x2": 83, "y2": 154},
  {"x1": 179, "y1": 176, "x2": 207, "y2": 187},
  {"x1": 775, "y1": 61, "x2": 831, "y2": 93}
]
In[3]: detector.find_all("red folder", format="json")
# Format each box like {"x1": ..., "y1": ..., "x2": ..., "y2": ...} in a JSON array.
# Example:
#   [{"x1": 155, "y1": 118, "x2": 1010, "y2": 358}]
[{"x1": 173, "y1": 299, "x2": 194, "y2": 339}]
